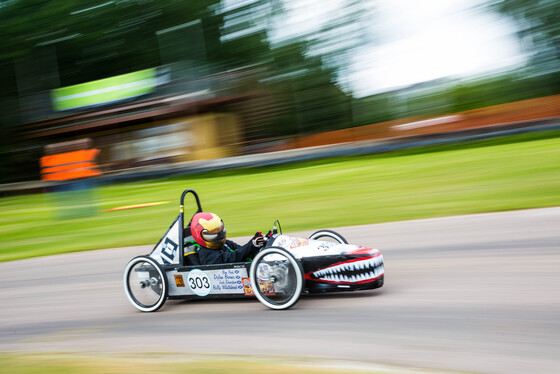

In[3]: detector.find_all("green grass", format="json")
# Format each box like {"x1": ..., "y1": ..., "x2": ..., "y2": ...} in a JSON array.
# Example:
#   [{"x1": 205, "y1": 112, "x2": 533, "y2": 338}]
[
  {"x1": 0, "y1": 353, "x2": 385, "y2": 374},
  {"x1": 1, "y1": 131, "x2": 559, "y2": 262}
]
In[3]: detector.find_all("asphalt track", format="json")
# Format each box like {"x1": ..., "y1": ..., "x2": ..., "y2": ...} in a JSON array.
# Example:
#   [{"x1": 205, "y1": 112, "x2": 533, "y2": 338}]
[{"x1": 1, "y1": 208, "x2": 559, "y2": 373}]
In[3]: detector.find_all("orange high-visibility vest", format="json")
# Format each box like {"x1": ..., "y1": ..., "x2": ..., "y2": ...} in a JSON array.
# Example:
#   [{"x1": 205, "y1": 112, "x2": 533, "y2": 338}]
[{"x1": 41, "y1": 149, "x2": 101, "y2": 181}]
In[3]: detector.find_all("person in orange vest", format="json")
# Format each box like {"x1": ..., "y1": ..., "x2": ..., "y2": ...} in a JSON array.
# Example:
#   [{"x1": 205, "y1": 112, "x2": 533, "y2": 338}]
[
  {"x1": 40, "y1": 149, "x2": 101, "y2": 181},
  {"x1": 41, "y1": 146, "x2": 101, "y2": 218}
]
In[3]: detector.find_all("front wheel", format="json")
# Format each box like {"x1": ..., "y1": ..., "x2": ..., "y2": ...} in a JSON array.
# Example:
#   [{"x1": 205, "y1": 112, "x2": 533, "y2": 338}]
[
  {"x1": 124, "y1": 256, "x2": 168, "y2": 312},
  {"x1": 250, "y1": 247, "x2": 304, "y2": 310},
  {"x1": 309, "y1": 229, "x2": 348, "y2": 244}
]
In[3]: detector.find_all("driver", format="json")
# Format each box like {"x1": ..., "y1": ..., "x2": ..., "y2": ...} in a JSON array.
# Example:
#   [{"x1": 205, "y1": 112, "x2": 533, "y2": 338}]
[{"x1": 189, "y1": 212, "x2": 265, "y2": 264}]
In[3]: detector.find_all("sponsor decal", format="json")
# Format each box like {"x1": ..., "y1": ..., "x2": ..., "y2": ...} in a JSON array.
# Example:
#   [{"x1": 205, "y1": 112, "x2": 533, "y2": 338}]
[
  {"x1": 290, "y1": 237, "x2": 309, "y2": 248},
  {"x1": 259, "y1": 280, "x2": 275, "y2": 295},
  {"x1": 275, "y1": 235, "x2": 309, "y2": 249},
  {"x1": 256, "y1": 263, "x2": 272, "y2": 280},
  {"x1": 242, "y1": 277, "x2": 275, "y2": 296},
  {"x1": 317, "y1": 242, "x2": 337, "y2": 251},
  {"x1": 174, "y1": 274, "x2": 185, "y2": 287},
  {"x1": 161, "y1": 237, "x2": 178, "y2": 264},
  {"x1": 242, "y1": 277, "x2": 254, "y2": 296},
  {"x1": 150, "y1": 218, "x2": 181, "y2": 265},
  {"x1": 211, "y1": 269, "x2": 245, "y2": 293},
  {"x1": 187, "y1": 269, "x2": 212, "y2": 296}
]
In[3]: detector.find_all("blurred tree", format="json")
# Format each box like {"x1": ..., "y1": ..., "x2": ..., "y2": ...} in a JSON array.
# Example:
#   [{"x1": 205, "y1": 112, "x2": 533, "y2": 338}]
[
  {"x1": 261, "y1": 41, "x2": 351, "y2": 136},
  {"x1": 215, "y1": 0, "x2": 279, "y2": 67},
  {"x1": 307, "y1": 0, "x2": 376, "y2": 85},
  {"x1": 202, "y1": 0, "x2": 354, "y2": 138},
  {"x1": 0, "y1": 0, "x2": 235, "y2": 86},
  {"x1": 0, "y1": 0, "x2": 359, "y2": 182},
  {"x1": 489, "y1": 0, "x2": 560, "y2": 75}
]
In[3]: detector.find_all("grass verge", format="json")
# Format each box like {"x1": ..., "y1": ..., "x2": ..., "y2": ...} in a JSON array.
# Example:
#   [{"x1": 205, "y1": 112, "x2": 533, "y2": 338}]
[
  {"x1": 0, "y1": 353, "x2": 390, "y2": 374},
  {"x1": 1, "y1": 131, "x2": 559, "y2": 262}
]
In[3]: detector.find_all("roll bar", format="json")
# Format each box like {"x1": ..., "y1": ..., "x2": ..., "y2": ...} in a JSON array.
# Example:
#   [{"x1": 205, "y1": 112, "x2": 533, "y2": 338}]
[
  {"x1": 179, "y1": 189, "x2": 203, "y2": 266},
  {"x1": 180, "y1": 189, "x2": 203, "y2": 213}
]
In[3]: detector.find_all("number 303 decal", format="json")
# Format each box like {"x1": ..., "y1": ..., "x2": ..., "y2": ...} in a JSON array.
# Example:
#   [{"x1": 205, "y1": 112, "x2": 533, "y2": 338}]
[
  {"x1": 187, "y1": 269, "x2": 212, "y2": 296},
  {"x1": 189, "y1": 276, "x2": 210, "y2": 289}
]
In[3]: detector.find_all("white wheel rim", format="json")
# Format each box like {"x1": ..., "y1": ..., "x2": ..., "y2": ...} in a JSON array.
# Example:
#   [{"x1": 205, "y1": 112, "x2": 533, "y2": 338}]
[
  {"x1": 124, "y1": 257, "x2": 167, "y2": 312},
  {"x1": 250, "y1": 248, "x2": 303, "y2": 310},
  {"x1": 309, "y1": 230, "x2": 346, "y2": 244}
]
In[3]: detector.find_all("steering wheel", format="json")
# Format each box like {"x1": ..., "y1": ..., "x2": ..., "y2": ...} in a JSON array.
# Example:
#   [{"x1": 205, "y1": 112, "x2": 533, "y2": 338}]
[{"x1": 260, "y1": 219, "x2": 282, "y2": 249}]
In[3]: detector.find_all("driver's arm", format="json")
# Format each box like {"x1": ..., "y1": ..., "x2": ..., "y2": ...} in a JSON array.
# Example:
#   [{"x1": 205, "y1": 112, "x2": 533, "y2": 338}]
[{"x1": 198, "y1": 241, "x2": 258, "y2": 264}]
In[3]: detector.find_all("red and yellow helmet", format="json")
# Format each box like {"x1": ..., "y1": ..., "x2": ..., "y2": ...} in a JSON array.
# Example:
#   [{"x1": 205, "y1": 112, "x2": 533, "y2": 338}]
[{"x1": 191, "y1": 212, "x2": 226, "y2": 249}]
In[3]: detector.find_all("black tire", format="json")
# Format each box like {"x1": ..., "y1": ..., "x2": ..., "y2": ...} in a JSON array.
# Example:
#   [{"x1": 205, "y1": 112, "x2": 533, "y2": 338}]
[
  {"x1": 309, "y1": 229, "x2": 348, "y2": 244},
  {"x1": 249, "y1": 247, "x2": 304, "y2": 310},
  {"x1": 124, "y1": 256, "x2": 168, "y2": 312}
]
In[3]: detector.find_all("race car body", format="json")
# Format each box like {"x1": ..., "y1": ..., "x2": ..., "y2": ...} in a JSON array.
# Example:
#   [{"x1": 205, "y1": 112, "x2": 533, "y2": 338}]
[
  {"x1": 123, "y1": 189, "x2": 384, "y2": 312},
  {"x1": 269, "y1": 234, "x2": 384, "y2": 293}
]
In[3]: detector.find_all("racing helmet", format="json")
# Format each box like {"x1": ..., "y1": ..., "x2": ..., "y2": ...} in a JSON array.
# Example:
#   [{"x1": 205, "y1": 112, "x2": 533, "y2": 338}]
[{"x1": 191, "y1": 212, "x2": 226, "y2": 249}]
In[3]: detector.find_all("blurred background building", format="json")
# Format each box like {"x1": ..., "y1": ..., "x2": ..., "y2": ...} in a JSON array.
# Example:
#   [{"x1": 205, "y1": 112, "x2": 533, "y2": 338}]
[
  {"x1": 0, "y1": 0, "x2": 558, "y2": 184},
  {"x1": 20, "y1": 63, "x2": 253, "y2": 170}
]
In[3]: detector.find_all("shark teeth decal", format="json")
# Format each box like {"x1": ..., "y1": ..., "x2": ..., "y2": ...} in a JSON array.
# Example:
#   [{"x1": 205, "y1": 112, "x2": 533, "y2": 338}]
[{"x1": 306, "y1": 255, "x2": 384, "y2": 284}]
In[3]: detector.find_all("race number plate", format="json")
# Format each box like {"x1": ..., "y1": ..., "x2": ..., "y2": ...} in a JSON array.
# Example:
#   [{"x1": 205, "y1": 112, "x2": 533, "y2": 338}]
[{"x1": 187, "y1": 269, "x2": 212, "y2": 296}]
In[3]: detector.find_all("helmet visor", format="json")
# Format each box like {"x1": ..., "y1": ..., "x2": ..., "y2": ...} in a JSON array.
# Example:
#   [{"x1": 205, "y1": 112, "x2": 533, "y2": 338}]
[{"x1": 201, "y1": 229, "x2": 226, "y2": 242}]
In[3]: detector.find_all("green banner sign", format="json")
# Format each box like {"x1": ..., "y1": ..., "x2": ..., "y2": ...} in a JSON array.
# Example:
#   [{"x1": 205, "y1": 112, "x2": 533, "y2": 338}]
[{"x1": 51, "y1": 68, "x2": 157, "y2": 111}]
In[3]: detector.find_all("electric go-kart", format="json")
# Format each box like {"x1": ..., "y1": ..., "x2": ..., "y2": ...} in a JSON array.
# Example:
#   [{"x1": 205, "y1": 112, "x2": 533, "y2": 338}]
[{"x1": 123, "y1": 189, "x2": 384, "y2": 311}]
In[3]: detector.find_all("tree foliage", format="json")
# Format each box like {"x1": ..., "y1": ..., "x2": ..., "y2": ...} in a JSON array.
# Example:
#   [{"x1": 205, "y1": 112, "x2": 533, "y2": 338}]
[
  {"x1": 0, "y1": 0, "x2": 354, "y2": 182},
  {"x1": 0, "y1": 0, "x2": 231, "y2": 86},
  {"x1": 489, "y1": 0, "x2": 560, "y2": 73}
]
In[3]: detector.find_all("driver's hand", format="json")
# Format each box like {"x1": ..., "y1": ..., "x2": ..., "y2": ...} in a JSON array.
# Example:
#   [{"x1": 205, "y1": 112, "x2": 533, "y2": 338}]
[{"x1": 252, "y1": 232, "x2": 265, "y2": 248}]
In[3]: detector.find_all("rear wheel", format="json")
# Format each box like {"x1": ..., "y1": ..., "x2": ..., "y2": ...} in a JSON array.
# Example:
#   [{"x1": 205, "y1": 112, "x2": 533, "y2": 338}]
[
  {"x1": 250, "y1": 247, "x2": 304, "y2": 310},
  {"x1": 309, "y1": 229, "x2": 348, "y2": 244},
  {"x1": 124, "y1": 256, "x2": 168, "y2": 312}
]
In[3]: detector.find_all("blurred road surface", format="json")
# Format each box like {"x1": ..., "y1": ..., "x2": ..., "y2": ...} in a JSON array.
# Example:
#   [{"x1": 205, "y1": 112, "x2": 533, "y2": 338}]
[{"x1": 1, "y1": 208, "x2": 559, "y2": 373}]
